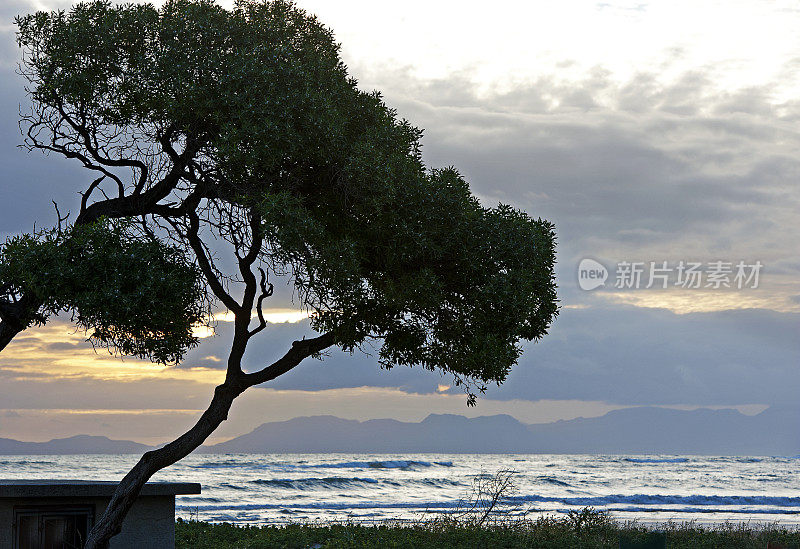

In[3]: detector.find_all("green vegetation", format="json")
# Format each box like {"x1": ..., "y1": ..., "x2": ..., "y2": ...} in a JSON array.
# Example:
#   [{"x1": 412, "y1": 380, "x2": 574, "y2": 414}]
[
  {"x1": 175, "y1": 514, "x2": 800, "y2": 549},
  {"x1": 0, "y1": 219, "x2": 206, "y2": 363}
]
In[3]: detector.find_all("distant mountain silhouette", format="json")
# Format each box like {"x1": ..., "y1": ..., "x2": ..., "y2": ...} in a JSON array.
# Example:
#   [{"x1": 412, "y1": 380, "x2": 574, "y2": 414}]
[
  {"x1": 198, "y1": 406, "x2": 800, "y2": 455},
  {"x1": 2, "y1": 407, "x2": 797, "y2": 455},
  {"x1": 0, "y1": 435, "x2": 150, "y2": 455},
  {"x1": 524, "y1": 406, "x2": 800, "y2": 455},
  {"x1": 200, "y1": 413, "x2": 534, "y2": 453}
]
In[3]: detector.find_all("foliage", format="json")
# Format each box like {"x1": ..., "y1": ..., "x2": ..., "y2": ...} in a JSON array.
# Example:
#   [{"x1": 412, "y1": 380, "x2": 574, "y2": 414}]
[
  {"x1": 175, "y1": 515, "x2": 800, "y2": 549},
  {"x1": 0, "y1": 220, "x2": 206, "y2": 363},
  {"x1": 15, "y1": 0, "x2": 559, "y2": 396},
  {"x1": 260, "y1": 170, "x2": 558, "y2": 392}
]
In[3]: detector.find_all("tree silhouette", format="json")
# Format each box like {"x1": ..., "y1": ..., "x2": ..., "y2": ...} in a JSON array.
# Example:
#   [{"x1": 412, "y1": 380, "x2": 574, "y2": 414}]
[{"x1": 7, "y1": 1, "x2": 559, "y2": 546}]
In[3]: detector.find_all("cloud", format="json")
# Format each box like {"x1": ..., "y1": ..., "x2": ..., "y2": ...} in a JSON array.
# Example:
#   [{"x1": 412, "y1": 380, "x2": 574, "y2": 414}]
[
  {"x1": 0, "y1": 321, "x2": 226, "y2": 385},
  {"x1": 3, "y1": 3, "x2": 796, "y2": 310},
  {"x1": 211, "y1": 308, "x2": 311, "y2": 324},
  {"x1": 175, "y1": 304, "x2": 800, "y2": 410},
  {"x1": 497, "y1": 304, "x2": 800, "y2": 407},
  {"x1": 45, "y1": 341, "x2": 84, "y2": 351},
  {"x1": 357, "y1": 68, "x2": 800, "y2": 313}
]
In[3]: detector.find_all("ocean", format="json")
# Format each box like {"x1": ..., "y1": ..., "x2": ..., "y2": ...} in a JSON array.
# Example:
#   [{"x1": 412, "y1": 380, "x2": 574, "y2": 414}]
[{"x1": 1, "y1": 453, "x2": 799, "y2": 526}]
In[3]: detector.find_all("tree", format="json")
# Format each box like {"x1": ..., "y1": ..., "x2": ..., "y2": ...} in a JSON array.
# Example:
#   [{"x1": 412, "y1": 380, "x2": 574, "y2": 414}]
[{"x1": 8, "y1": 1, "x2": 559, "y2": 547}]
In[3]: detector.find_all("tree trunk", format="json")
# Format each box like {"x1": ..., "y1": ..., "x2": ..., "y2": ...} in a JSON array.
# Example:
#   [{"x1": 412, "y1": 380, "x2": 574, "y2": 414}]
[
  {"x1": 82, "y1": 332, "x2": 335, "y2": 549},
  {"x1": 0, "y1": 295, "x2": 37, "y2": 353},
  {"x1": 83, "y1": 381, "x2": 244, "y2": 549},
  {"x1": 0, "y1": 320, "x2": 23, "y2": 353}
]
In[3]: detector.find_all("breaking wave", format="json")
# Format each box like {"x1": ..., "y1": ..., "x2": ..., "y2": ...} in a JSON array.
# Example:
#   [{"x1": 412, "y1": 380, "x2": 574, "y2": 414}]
[
  {"x1": 249, "y1": 476, "x2": 463, "y2": 490},
  {"x1": 251, "y1": 477, "x2": 379, "y2": 489},
  {"x1": 294, "y1": 460, "x2": 454, "y2": 470},
  {"x1": 509, "y1": 494, "x2": 800, "y2": 508},
  {"x1": 178, "y1": 494, "x2": 800, "y2": 514},
  {"x1": 623, "y1": 458, "x2": 690, "y2": 464}
]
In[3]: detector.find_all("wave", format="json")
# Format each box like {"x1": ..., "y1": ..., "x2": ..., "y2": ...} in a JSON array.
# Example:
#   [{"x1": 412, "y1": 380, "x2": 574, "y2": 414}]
[
  {"x1": 608, "y1": 507, "x2": 800, "y2": 515},
  {"x1": 419, "y1": 478, "x2": 462, "y2": 487},
  {"x1": 292, "y1": 460, "x2": 453, "y2": 470},
  {"x1": 191, "y1": 459, "x2": 454, "y2": 471},
  {"x1": 508, "y1": 494, "x2": 800, "y2": 508},
  {"x1": 247, "y1": 476, "x2": 463, "y2": 490},
  {"x1": 192, "y1": 460, "x2": 266, "y2": 469},
  {"x1": 0, "y1": 460, "x2": 58, "y2": 466},
  {"x1": 623, "y1": 458, "x2": 689, "y2": 464},
  {"x1": 177, "y1": 501, "x2": 460, "y2": 512},
  {"x1": 218, "y1": 483, "x2": 249, "y2": 491},
  {"x1": 536, "y1": 476, "x2": 571, "y2": 487},
  {"x1": 251, "y1": 477, "x2": 380, "y2": 489},
  {"x1": 178, "y1": 493, "x2": 800, "y2": 514}
]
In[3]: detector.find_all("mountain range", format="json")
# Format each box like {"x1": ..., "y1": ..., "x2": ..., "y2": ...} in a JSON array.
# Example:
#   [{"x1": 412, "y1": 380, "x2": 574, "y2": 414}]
[
  {"x1": 0, "y1": 435, "x2": 150, "y2": 455},
  {"x1": 198, "y1": 406, "x2": 800, "y2": 455},
  {"x1": 1, "y1": 407, "x2": 797, "y2": 455}
]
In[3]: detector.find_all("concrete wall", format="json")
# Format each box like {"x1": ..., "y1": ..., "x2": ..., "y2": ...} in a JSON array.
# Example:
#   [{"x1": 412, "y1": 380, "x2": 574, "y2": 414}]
[
  {"x1": 108, "y1": 495, "x2": 176, "y2": 549},
  {"x1": 0, "y1": 495, "x2": 176, "y2": 549}
]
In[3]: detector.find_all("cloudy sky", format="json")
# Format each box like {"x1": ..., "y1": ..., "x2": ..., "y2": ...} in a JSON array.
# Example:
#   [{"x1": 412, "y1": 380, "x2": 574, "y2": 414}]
[{"x1": 0, "y1": 1, "x2": 798, "y2": 445}]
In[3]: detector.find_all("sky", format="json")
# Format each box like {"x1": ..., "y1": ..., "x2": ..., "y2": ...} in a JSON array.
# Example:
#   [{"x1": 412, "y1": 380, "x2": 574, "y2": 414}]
[{"x1": 0, "y1": 1, "x2": 798, "y2": 445}]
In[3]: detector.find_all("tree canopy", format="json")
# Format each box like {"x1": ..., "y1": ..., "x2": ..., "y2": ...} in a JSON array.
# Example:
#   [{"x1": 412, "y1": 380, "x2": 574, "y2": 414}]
[{"x1": 12, "y1": 0, "x2": 558, "y2": 395}]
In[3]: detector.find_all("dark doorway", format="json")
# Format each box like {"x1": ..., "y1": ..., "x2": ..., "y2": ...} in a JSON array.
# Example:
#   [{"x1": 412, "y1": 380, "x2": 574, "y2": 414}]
[{"x1": 13, "y1": 505, "x2": 93, "y2": 549}]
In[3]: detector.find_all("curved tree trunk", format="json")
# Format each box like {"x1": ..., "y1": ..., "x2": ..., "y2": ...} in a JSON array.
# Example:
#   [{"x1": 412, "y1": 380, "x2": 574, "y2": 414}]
[
  {"x1": 83, "y1": 332, "x2": 335, "y2": 549},
  {"x1": 83, "y1": 381, "x2": 244, "y2": 549}
]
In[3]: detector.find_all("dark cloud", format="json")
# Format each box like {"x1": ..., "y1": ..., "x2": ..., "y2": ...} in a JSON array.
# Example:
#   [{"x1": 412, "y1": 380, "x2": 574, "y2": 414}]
[
  {"x1": 495, "y1": 305, "x2": 800, "y2": 406},
  {"x1": 0, "y1": 367, "x2": 48, "y2": 380},
  {"x1": 368, "y1": 69, "x2": 800, "y2": 264},
  {"x1": 0, "y1": 67, "x2": 86, "y2": 236},
  {"x1": 46, "y1": 341, "x2": 83, "y2": 351},
  {"x1": 1, "y1": 0, "x2": 91, "y2": 235},
  {"x1": 183, "y1": 319, "x2": 463, "y2": 394},
  {"x1": 182, "y1": 305, "x2": 800, "y2": 408},
  {"x1": 8, "y1": 336, "x2": 43, "y2": 345},
  {"x1": 0, "y1": 1, "x2": 31, "y2": 67}
]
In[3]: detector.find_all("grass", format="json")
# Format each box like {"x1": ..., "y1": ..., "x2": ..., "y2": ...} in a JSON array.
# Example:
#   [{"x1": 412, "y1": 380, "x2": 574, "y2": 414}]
[{"x1": 175, "y1": 511, "x2": 800, "y2": 548}]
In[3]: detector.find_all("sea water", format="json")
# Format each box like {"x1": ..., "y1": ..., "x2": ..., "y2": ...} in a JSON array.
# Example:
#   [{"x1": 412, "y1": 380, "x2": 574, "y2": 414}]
[{"x1": 1, "y1": 454, "x2": 799, "y2": 525}]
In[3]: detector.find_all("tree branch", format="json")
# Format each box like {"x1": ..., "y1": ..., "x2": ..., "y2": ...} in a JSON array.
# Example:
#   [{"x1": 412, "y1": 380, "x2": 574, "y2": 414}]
[
  {"x1": 80, "y1": 176, "x2": 106, "y2": 215},
  {"x1": 185, "y1": 211, "x2": 241, "y2": 314},
  {"x1": 249, "y1": 268, "x2": 273, "y2": 337},
  {"x1": 243, "y1": 332, "x2": 336, "y2": 386},
  {"x1": 56, "y1": 101, "x2": 148, "y2": 183}
]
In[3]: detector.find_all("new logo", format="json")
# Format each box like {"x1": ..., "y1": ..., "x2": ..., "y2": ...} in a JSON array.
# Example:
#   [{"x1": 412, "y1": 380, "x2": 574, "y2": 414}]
[{"x1": 578, "y1": 258, "x2": 608, "y2": 291}]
